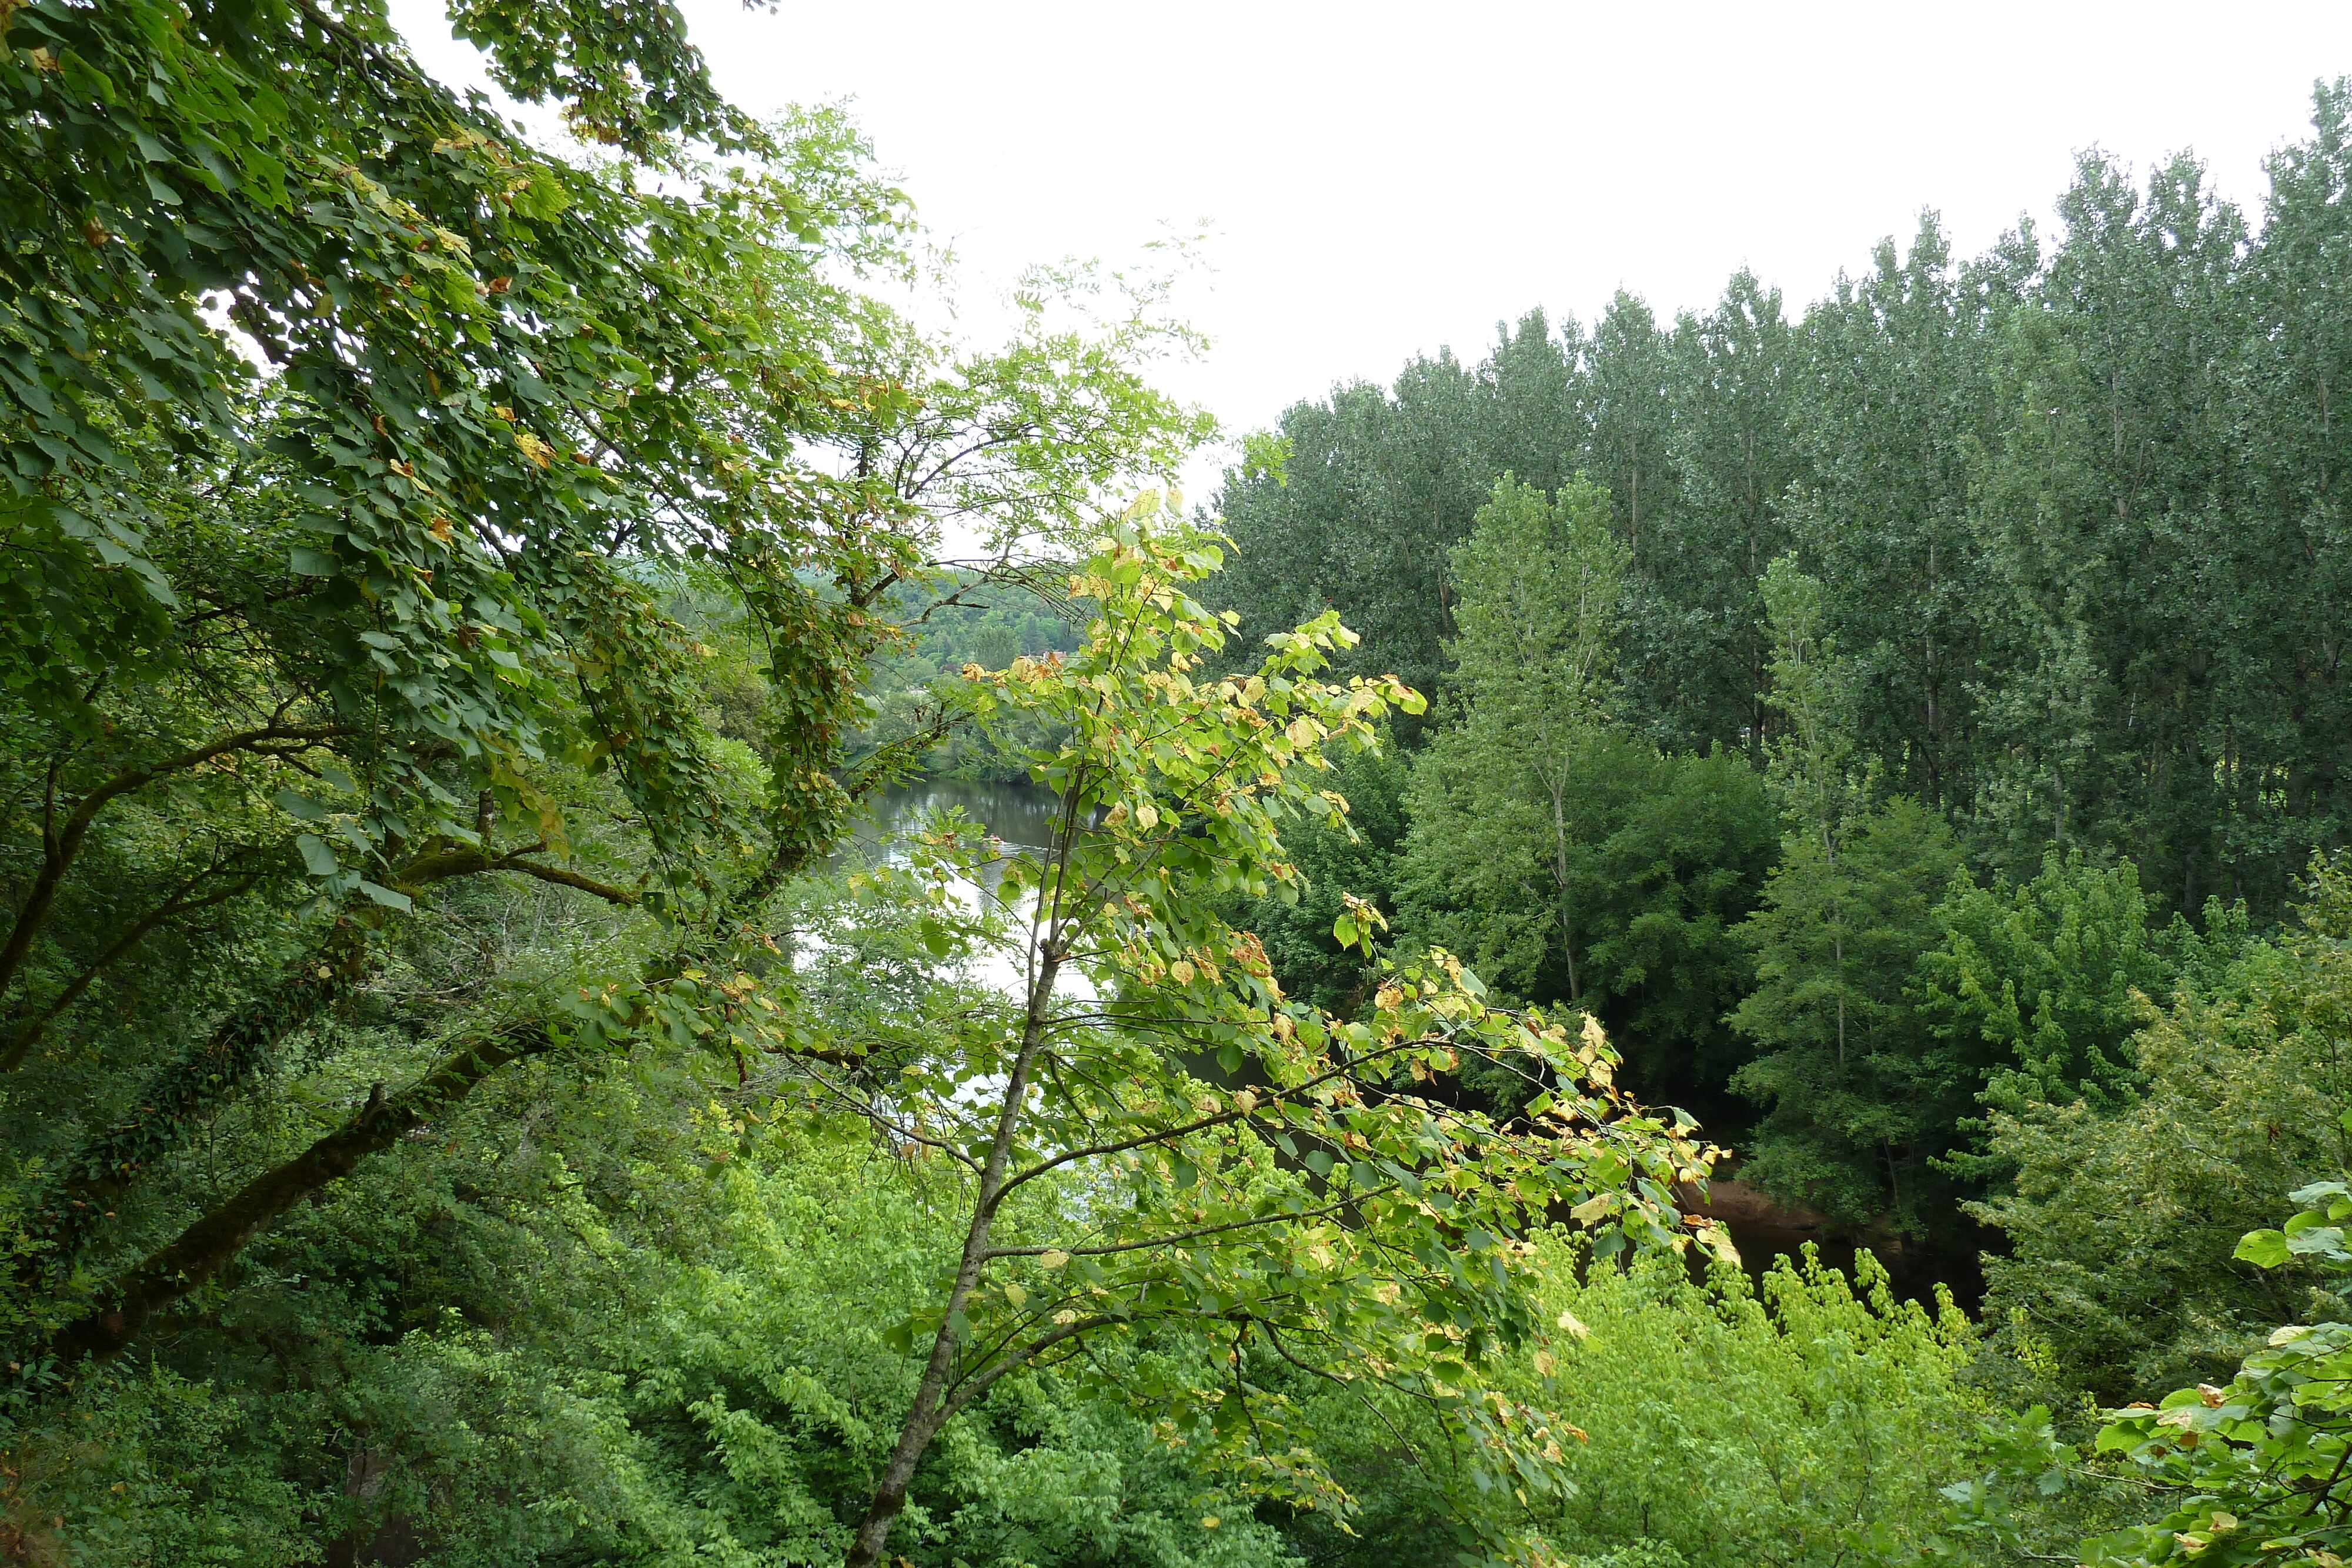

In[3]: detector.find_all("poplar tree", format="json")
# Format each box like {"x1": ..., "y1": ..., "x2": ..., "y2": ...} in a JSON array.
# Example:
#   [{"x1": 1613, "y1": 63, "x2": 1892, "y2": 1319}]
[
  {"x1": 1401, "y1": 476, "x2": 1626, "y2": 1004},
  {"x1": 1729, "y1": 558, "x2": 1963, "y2": 1229}
]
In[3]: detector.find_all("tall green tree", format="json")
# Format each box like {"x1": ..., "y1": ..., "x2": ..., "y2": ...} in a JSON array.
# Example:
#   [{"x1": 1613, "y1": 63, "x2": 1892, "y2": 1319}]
[
  {"x1": 1403, "y1": 476, "x2": 1627, "y2": 1003},
  {"x1": 1636, "y1": 272, "x2": 1799, "y2": 761},
  {"x1": 1965, "y1": 151, "x2": 2250, "y2": 895},
  {"x1": 1399, "y1": 481, "x2": 1775, "y2": 1119},
  {"x1": 1786, "y1": 213, "x2": 2007, "y2": 811},
  {"x1": 1729, "y1": 558, "x2": 1966, "y2": 1228},
  {"x1": 2215, "y1": 82, "x2": 2352, "y2": 912},
  {"x1": 1579, "y1": 291, "x2": 1679, "y2": 570},
  {"x1": 795, "y1": 503, "x2": 1722, "y2": 1566}
]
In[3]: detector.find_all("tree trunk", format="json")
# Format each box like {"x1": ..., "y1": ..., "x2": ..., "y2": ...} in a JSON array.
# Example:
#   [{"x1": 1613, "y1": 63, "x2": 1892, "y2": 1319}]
[
  {"x1": 844, "y1": 946, "x2": 1062, "y2": 1568},
  {"x1": 1549, "y1": 779, "x2": 1580, "y2": 1002},
  {"x1": 1833, "y1": 931, "x2": 1847, "y2": 1067}
]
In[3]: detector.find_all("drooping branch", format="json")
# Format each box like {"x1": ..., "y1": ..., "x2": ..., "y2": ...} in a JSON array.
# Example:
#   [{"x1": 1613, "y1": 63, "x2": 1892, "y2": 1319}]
[
  {"x1": 0, "y1": 868, "x2": 267, "y2": 1074},
  {"x1": 26, "y1": 920, "x2": 376, "y2": 1279},
  {"x1": 392, "y1": 839, "x2": 642, "y2": 908},
  {"x1": 0, "y1": 723, "x2": 352, "y2": 1005},
  {"x1": 28, "y1": 841, "x2": 633, "y2": 1275}
]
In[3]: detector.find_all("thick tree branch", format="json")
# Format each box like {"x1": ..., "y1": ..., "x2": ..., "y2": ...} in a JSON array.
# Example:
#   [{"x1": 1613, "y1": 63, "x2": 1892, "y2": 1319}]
[
  {"x1": 45, "y1": 1018, "x2": 553, "y2": 1373},
  {"x1": 392, "y1": 840, "x2": 640, "y2": 907}
]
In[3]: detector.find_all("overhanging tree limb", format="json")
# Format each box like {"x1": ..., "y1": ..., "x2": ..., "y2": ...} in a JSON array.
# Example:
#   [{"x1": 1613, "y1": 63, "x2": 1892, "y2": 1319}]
[{"x1": 44, "y1": 1018, "x2": 556, "y2": 1372}]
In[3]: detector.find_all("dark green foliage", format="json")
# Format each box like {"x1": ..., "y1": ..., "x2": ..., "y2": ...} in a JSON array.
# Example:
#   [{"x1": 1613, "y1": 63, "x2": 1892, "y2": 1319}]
[
  {"x1": 1404, "y1": 730, "x2": 1776, "y2": 1124},
  {"x1": 1728, "y1": 798, "x2": 1967, "y2": 1228},
  {"x1": 1217, "y1": 740, "x2": 1412, "y2": 1015}
]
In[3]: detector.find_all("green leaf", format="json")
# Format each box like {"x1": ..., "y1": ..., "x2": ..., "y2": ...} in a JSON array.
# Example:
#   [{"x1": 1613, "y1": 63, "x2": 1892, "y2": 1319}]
[
  {"x1": 288, "y1": 546, "x2": 340, "y2": 577},
  {"x1": 273, "y1": 788, "x2": 326, "y2": 821},
  {"x1": 2235, "y1": 1229, "x2": 2290, "y2": 1269},
  {"x1": 356, "y1": 880, "x2": 413, "y2": 912},
  {"x1": 296, "y1": 834, "x2": 339, "y2": 877}
]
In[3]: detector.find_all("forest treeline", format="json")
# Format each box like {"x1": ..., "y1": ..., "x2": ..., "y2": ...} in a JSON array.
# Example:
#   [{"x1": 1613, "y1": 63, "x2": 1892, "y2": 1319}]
[
  {"x1": 1198, "y1": 95, "x2": 2352, "y2": 1255},
  {"x1": 1212, "y1": 114, "x2": 2351, "y2": 923},
  {"x1": 6, "y1": 0, "x2": 2352, "y2": 1563}
]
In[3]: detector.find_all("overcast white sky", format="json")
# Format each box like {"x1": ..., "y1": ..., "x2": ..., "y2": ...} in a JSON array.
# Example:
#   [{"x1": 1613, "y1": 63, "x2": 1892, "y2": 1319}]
[{"x1": 392, "y1": 1, "x2": 2352, "y2": 496}]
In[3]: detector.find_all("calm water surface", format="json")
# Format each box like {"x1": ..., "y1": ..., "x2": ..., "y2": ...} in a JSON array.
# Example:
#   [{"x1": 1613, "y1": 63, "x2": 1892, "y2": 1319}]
[
  {"x1": 846, "y1": 780, "x2": 1068, "y2": 866},
  {"x1": 840, "y1": 779, "x2": 1074, "y2": 998}
]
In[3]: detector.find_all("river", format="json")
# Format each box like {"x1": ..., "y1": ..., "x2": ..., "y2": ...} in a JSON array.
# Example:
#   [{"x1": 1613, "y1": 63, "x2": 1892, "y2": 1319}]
[{"x1": 844, "y1": 779, "x2": 1069, "y2": 867}]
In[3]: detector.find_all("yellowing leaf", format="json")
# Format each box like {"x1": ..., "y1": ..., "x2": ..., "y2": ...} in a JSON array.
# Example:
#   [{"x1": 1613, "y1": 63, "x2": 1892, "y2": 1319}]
[
  {"x1": 1556, "y1": 1309, "x2": 1591, "y2": 1339},
  {"x1": 1040, "y1": 1249, "x2": 1071, "y2": 1269}
]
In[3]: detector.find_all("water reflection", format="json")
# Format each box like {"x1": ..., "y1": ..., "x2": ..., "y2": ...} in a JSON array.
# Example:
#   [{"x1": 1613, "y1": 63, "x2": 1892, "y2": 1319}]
[
  {"x1": 842, "y1": 780, "x2": 1068, "y2": 875},
  {"x1": 838, "y1": 779, "x2": 1081, "y2": 999}
]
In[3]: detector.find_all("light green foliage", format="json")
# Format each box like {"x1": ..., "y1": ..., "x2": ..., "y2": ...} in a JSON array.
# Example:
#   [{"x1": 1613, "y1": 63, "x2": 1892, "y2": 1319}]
[
  {"x1": 0, "y1": 1028, "x2": 1301, "y2": 1566},
  {"x1": 2083, "y1": 1156, "x2": 2352, "y2": 1568},
  {"x1": 1447, "y1": 476, "x2": 1627, "y2": 747},
  {"x1": 1973, "y1": 858, "x2": 2352, "y2": 1402},
  {"x1": 1528, "y1": 1245, "x2": 1977, "y2": 1565},
  {"x1": 1756, "y1": 555, "x2": 1861, "y2": 854},
  {"x1": 1403, "y1": 474, "x2": 1626, "y2": 1007},
  {"x1": 782, "y1": 502, "x2": 1725, "y2": 1565},
  {"x1": 1285, "y1": 1239, "x2": 1985, "y2": 1568},
  {"x1": 626, "y1": 1112, "x2": 1300, "y2": 1568},
  {"x1": 1920, "y1": 853, "x2": 2250, "y2": 1174}
]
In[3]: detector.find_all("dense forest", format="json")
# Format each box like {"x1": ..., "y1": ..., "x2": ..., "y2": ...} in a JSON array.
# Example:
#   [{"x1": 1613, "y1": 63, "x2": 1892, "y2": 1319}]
[{"x1": 6, "y1": 2, "x2": 2352, "y2": 1564}]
